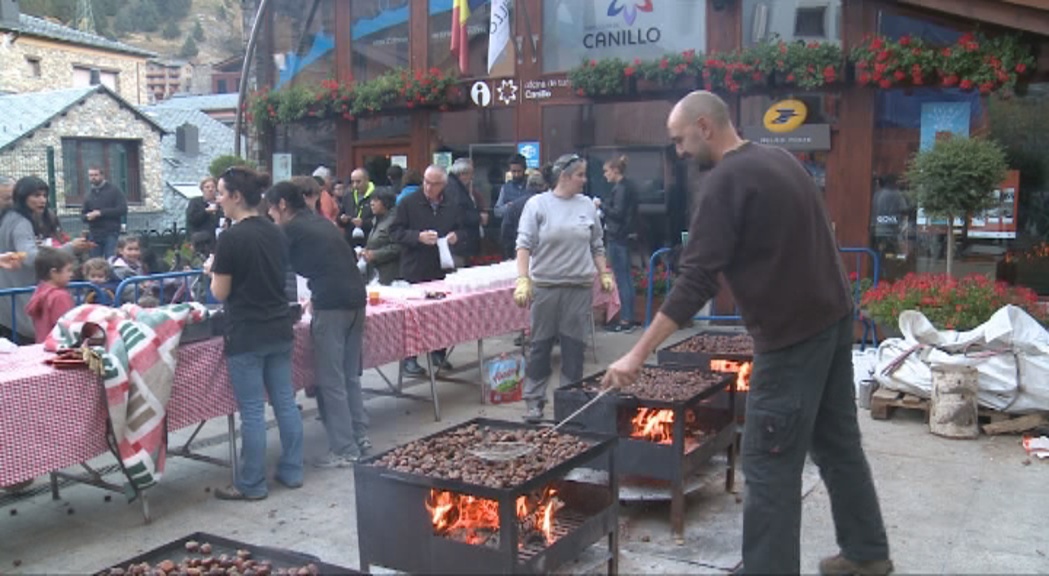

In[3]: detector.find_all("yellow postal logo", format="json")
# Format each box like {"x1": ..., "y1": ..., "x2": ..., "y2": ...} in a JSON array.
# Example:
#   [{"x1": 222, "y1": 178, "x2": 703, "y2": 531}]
[{"x1": 763, "y1": 99, "x2": 808, "y2": 133}]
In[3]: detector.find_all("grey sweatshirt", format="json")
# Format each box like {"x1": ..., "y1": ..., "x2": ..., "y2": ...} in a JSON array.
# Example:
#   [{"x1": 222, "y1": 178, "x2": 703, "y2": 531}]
[
  {"x1": 0, "y1": 210, "x2": 42, "y2": 339},
  {"x1": 516, "y1": 191, "x2": 605, "y2": 287}
]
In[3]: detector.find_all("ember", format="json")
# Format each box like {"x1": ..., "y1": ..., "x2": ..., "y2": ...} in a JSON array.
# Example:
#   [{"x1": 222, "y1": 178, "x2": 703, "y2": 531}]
[
  {"x1": 425, "y1": 487, "x2": 563, "y2": 547},
  {"x1": 709, "y1": 360, "x2": 753, "y2": 391}
]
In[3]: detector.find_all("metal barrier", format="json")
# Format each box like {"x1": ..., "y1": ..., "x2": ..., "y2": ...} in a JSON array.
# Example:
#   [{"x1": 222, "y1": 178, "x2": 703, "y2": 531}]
[
  {"x1": 113, "y1": 270, "x2": 214, "y2": 306},
  {"x1": 0, "y1": 282, "x2": 105, "y2": 345},
  {"x1": 642, "y1": 245, "x2": 883, "y2": 349}
]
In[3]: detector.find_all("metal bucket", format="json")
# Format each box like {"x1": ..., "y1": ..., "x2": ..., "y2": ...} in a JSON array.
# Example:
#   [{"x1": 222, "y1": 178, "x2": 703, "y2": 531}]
[{"x1": 857, "y1": 379, "x2": 877, "y2": 410}]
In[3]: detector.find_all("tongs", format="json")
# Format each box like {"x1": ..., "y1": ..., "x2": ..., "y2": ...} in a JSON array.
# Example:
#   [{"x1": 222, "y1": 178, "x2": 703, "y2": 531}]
[{"x1": 467, "y1": 388, "x2": 614, "y2": 463}]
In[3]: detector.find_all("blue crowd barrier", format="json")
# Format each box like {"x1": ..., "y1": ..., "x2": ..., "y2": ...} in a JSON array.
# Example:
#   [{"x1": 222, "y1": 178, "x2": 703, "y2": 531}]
[
  {"x1": 642, "y1": 245, "x2": 883, "y2": 350},
  {"x1": 1, "y1": 271, "x2": 214, "y2": 345},
  {"x1": 0, "y1": 282, "x2": 105, "y2": 345}
]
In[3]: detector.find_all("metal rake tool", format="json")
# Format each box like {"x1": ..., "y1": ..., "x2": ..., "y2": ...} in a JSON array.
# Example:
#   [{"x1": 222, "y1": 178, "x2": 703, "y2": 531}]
[{"x1": 467, "y1": 388, "x2": 614, "y2": 463}]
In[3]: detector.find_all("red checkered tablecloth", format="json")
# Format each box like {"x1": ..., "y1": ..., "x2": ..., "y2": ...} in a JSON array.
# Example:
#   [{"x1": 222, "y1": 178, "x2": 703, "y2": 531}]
[
  {"x1": 292, "y1": 302, "x2": 406, "y2": 390},
  {"x1": 396, "y1": 283, "x2": 530, "y2": 356}
]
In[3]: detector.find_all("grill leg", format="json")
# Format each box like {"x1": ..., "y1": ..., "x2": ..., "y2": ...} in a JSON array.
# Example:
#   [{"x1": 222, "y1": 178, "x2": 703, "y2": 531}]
[{"x1": 671, "y1": 477, "x2": 685, "y2": 539}]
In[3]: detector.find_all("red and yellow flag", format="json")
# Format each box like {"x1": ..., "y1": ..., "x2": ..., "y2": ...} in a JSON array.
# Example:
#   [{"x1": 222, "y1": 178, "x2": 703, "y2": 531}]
[{"x1": 450, "y1": 0, "x2": 471, "y2": 74}]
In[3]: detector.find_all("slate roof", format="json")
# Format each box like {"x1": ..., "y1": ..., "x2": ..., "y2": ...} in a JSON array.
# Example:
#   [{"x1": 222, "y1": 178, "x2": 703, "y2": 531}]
[
  {"x1": 0, "y1": 85, "x2": 165, "y2": 151},
  {"x1": 0, "y1": 14, "x2": 156, "y2": 58},
  {"x1": 139, "y1": 106, "x2": 237, "y2": 190},
  {"x1": 154, "y1": 93, "x2": 239, "y2": 112}
]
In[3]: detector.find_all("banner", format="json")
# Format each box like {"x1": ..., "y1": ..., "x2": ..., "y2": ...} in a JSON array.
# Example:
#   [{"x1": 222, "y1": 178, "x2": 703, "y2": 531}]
[
  {"x1": 488, "y1": 0, "x2": 513, "y2": 74},
  {"x1": 451, "y1": 0, "x2": 471, "y2": 74}
]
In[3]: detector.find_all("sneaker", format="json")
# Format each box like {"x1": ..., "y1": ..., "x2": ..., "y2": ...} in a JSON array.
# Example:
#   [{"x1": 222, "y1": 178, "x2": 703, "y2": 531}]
[
  {"x1": 523, "y1": 406, "x2": 543, "y2": 424},
  {"x1": 313, "y1": 451, "x2": 360, "y2": 469},
  {"x1": 214, "y1": 485, "x2": 267, "y2": 501},
  {"x1": 604, "y1": 322, "x2": 636, "y2": 334},
  {"x1": 402, "y1": 358, "x2": 426, "y2": 376},
  {"x1": 818, "y1": 554, "x2": 894, "y2": 576},
  {"x1": 357, "y1": 436, "x2": 373, "y2": 454}
]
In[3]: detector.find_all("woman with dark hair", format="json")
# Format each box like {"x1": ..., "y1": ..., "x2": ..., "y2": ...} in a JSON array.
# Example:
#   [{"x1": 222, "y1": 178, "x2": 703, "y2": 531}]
[
  {"x1": 265, "y1": 180, "x2": 370, "y2": 467},
  {"x1": 513, "y1": 154, "x2": 613, "y2": 423},
  {"x1": 362, "y1": 189, "x2": 401, "y2": 285},
  {"x1": 204, "y1": 166, "x2": 303, "y2": 500},
  {"x1": 599, "y1": 155, "x2": 640, "y2": 333},
  {"x1": 395, "y1": 169, "x2": 423, "y2": 206},
  {"x1": 14, "y1": 176, "x2": 89, "y2": 251}
]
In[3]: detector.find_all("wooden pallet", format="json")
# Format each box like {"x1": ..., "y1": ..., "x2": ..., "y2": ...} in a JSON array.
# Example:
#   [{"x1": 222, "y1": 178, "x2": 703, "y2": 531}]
[{"x1": 869, "y1": 388, "x2": 1041, "y2": 432}]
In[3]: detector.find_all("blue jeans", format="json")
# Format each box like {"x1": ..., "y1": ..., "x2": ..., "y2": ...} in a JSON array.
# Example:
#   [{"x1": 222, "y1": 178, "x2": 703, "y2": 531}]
[
  {"x1": 607, "y1": 240, "x2": 634, "y2": 324},
  {"x1": 89, "y1": 233, "x2": 119, "y2": 260},
  {"x1": 227, "y1": 340, "x2": 304, "y2": 497}
]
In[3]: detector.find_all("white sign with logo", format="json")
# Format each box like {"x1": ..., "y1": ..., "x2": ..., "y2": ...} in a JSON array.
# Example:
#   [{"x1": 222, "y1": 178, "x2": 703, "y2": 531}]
[
  {"x1": 542, "y1": 0, "x2": 707, "y2": 73},
  {"x1": 470, "y1": 81, "x2": 492, "y2": 107}
]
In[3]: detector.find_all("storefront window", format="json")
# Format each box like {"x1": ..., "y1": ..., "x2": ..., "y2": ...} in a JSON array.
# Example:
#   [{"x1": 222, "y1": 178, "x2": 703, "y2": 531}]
[
  {"x1": 743, "y1": 0, "x2": 843, "y2": 45},
  {"x1": 429, "y1": 0, "x2": 512, "y2": 78},
  {"x1": 275, "y1": 122, "x2": 336, "y2": 179},
  {"x1": 541, "y1": 0, "x2": 706, "y2": 73},
  {"x1": 268, "y1": 0, "x2": 336, "y2": 90},
  {"x1": 351, "y1": 0, "x2": 411, "y2": 82},
  {"x1": 989, "y1": 85, "x2": 1049, "y2": 245},
  {"x1": 541, "y1": 102, "x2": 681, "y2": 249},
  {"x1": 431, "y1": 108, "x2": 516, "y2": 211}
]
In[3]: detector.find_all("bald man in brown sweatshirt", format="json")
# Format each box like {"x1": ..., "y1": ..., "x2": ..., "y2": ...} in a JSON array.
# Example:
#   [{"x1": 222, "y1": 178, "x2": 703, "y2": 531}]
[{"x1": 603, "y1": 91, "x2": 892, "y2": 576}]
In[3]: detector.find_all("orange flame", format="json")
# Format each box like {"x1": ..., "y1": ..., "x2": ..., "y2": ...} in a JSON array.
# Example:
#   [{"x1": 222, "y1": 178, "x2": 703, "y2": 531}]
[
  {"x1": 709, "y1": 360, "x2": 753, "y2": 391},
  {"x1": 425, "y1": 487, "x2": 561, "y2": 546},
  {"x1": 630, "y1": 408, "x2": 675, "y2": 444}
]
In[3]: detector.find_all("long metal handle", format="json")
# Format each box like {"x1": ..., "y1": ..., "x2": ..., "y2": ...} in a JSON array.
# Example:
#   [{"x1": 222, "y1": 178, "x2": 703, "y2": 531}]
[{"x1": 549, "y1": 388, "x2": 613, "y2": 434}]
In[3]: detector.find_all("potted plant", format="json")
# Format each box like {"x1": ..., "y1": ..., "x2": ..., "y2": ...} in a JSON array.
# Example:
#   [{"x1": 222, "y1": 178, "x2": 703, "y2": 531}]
[
  {"x1": 633, "y1": 262, "x2": 671, "y2": 320},
  {"x1": 568, "y1": 57, "x2": 631, "y2": 97},
  {"x1": 904, "y1": 135, "x2": 1008, "y2": 276},
  {"x1": 861, "y1": 272, "x2": 1045, "y2": 331},
  {"x1": 1003, "y1": 242, "x2": 1049, "y2": 295}
]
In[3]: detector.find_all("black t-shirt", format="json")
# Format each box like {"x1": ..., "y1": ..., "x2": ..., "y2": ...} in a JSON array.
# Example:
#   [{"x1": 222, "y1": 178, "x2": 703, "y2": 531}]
[
  {"x1": 212, "y1": 216, "x2": 293, "y2": 356},
  {"x1": 283, "y1": 211, "x2": 366, "y2": 311}
]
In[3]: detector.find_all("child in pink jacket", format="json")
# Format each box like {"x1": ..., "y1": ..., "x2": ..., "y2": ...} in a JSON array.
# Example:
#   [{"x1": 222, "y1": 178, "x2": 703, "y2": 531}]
[{"x1": 26, "y1": 247, "x2": 76, "y2": 344}]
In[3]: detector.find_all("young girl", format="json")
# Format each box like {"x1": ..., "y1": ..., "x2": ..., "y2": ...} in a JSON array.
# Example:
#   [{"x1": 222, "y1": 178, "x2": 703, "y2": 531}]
[
  {"x1": 26, "y1": 247, "x2": 76, "y2": 343},
  {"x1": 109, "y1": 235, "x2": 147, "y2": 281}
]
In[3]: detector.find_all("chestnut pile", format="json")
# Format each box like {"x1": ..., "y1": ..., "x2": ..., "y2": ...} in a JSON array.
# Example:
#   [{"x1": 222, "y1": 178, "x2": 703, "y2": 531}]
[
  {"x1": 586, "y1": 367, "x2": 727, "y2": 401},
  {"x1": 372, "y1": 424, "x2": 590, "y2": 488},
  {"x1": 100, "y1": 542, "x2": 321, "y2": 576},
  {"x1": 669, "y1": 333, "x2": 754, "y2": 356}
]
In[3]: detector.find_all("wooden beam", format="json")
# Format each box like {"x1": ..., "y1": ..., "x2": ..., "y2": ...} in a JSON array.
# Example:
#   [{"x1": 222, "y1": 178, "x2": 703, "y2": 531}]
[
  {"x1": 981, "y1": 413, "x2": 1048, "y2": 435},
  {"x1": 897, "y1": 0, "x2": 1049, "y2": 36},
  {"x1": 999, "y1": 0, "x2": 1049, "y2": 12}
]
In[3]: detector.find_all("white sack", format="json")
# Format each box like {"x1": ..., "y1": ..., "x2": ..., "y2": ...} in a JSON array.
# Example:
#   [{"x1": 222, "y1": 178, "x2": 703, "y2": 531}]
[{"x1": 874, "y1": 305, "x2": 1049, "y2": 414}]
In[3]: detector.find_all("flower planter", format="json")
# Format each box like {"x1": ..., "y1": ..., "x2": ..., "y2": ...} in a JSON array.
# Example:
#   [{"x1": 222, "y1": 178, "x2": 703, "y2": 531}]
[
  {"x1": 1015, "y1": 262, "x2": 1049, "y2": 296},
  {"x1": 635, "y1": 78, "x2": 662, "y2": 93},
  {"x1": 634, "y1": 294, "x2": 665, "y2": 323},
  {"x1": 673, "y1": 75, "x2": 698, "y2": 91}
]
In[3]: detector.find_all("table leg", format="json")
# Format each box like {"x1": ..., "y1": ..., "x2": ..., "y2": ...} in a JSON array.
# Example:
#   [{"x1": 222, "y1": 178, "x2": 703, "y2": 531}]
[
  {"x1": 227, "y1": 414, "x2": 238, "y2": 486},
  {"x1": 424, "y1": 353, "x2": 441, "y2": 422},
  {"x1": 49, "y1": 472, "x2": 60, "y2": 501},
  {"x1": 478, "y1": 339, "x2": 486, "y2": 405}
]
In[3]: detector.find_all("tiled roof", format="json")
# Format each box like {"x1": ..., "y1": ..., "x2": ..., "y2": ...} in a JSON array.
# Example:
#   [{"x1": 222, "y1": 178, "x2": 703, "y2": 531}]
[
  {"x1": 140, "y1": 106, "x2": 238, "y2": 187},
  {"x1": 154, "y1": 93, "x2": 239, "y2": 112},
  {"x1": 0, "y1": 85, "x2": 165, "y2": 151},
  {"x1": 0, "y1": 14, "x2": 156, "y2": 58}
]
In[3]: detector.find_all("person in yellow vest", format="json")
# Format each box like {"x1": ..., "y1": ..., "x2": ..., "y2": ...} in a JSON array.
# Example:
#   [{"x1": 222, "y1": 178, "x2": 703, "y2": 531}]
[{"x1": 339, "y1": 168, "x2": 375, "y2": 247}]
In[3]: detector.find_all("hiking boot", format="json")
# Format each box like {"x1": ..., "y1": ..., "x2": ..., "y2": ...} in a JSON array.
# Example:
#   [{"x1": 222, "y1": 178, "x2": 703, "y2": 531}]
[
  {"x1": 818, "y1": 554, "x2": 894, "y2": 576},
  {"x1": 312, "y1": 451, "x2": 360, "y2": 469}
]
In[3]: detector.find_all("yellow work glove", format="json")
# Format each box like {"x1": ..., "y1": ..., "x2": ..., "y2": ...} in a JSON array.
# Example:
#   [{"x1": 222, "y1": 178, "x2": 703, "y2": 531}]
[
  {"x1": 513, "y1": 276, "x2": 533, "y2": 308},
  {"x1": 600, "y1": 271, "x2": 615, "y2": 293}
]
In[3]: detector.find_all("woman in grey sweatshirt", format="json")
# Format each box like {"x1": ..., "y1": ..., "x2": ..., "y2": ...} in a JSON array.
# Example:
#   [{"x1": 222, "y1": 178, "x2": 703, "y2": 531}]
[{"x1": 514, "y1": 154, "x2": 614, "y2": 423}]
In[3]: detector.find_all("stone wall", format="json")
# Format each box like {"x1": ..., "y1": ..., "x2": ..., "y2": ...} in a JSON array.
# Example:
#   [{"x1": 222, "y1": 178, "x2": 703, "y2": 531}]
[
  {"x1": 0, "y1": 37, "x2": 148, "y2": 104},
  {"x1": 0, "y1": 90, "x2": 164, "y2": 219}
]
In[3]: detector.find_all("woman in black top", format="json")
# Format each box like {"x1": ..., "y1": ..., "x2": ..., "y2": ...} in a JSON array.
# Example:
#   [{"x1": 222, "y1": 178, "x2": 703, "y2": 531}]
[
  {"x1": 265, "y1": 180, "x2": 370, "y2": 467},
  {"x1": 185, "y1": 176, "x2": 223, "y2": 255},
  {"x1": 205, "y1": 166, "x2": 303, "y2": 500},
  {"x1": 599, "y1": 155, "x2": 640, "y2": 333}
]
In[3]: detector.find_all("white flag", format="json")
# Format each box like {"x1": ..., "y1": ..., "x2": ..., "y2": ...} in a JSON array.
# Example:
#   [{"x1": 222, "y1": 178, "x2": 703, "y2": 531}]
[{"x1": 487, "y1": 0, "x2": 512, "y2": 74}]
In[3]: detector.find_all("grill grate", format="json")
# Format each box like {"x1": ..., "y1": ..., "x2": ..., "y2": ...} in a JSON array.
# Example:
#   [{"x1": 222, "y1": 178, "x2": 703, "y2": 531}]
[{"x1": 517, "y1": 511, "x2": 588, "y2": 561}]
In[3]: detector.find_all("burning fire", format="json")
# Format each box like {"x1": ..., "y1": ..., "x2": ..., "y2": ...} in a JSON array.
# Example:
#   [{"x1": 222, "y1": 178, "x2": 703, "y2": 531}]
[
  {"x1": 425, "y1": 487, "x2": 562, "y2": 546},
  {"x1": 710, "y1": 360, "x2": 753, "y2": 391},
  {"x1": 630, "y1": 408, "x2": 675, "y2": 444}
]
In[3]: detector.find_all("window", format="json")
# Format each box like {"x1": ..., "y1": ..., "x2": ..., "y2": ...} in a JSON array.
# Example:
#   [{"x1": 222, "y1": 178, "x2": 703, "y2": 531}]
[
  {"x1": 542, "y1": 0, "x2": 706, "y2": 73},
  {"x1": 216, "y1": 78, "x2": 228, "y2": 93},
  {"x1": 351, "y1": 0, "x2": 410, "y2": 82},
  {"x1": 744, "y1": 0, "x2": 841, "y2": 46},
  {"x1": 429, "y1": 0, "x2": 510, "y2": 78},
  {"x1": 794, "y1": 6, "x2": 827, "y2": 38},
  {"x1": 25, "y1": 56, "x2": 41, "y2": 77},
  {"x1": 61, "y1": 139, "x2": 142, "y2": 206},
  {"x1": 72, "y1": 66, "x2": 119, "y2": 92}
]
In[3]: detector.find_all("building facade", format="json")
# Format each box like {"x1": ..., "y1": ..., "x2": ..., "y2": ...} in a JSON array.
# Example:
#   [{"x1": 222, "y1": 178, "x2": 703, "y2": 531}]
[
  {"x1": 252, "y1": 0, "x2": 1049, "y2": 301},
  {"x1": 0, "y1": 3, "x2": 155, "y2": 104},
  {"x1": 146, "y1": 59, "x2": 194, "y2": 102}
]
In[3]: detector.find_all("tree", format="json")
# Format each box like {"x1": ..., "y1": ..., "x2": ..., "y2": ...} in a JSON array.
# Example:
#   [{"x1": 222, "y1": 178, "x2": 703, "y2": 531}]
[
  {"x1": 114, "y1": 8, "x2": 135, "y2": 34},
  {"x1": 132, "y1": 0, "x2": 160, "y2": 32},
  {"x1": 192, "y1": 20, "x2": 205, "y2": 41},
  {"x1": 209, "y1": 155, "x2": 257, "y2": 179},
  {"x1": 179, "y1": 35, "x2": 199, "y2": 58},
  {"x1": 162, "y1": 20, "x2": 181, "y2": 40},
  {"x1": 905, "y1": 136, "x2": 1009, "y2": 276}
]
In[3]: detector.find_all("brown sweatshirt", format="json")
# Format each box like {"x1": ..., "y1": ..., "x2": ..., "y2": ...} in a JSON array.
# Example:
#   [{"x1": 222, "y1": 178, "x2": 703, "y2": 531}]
[{"x1": 660, "y1": 142, "x2": 852, "y2": 353}]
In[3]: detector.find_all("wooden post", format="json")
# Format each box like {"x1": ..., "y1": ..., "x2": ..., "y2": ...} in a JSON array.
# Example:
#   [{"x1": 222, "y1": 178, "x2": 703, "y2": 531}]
[{"x1": 929, "y1": 365, "x2": 979, "y2": 439}]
